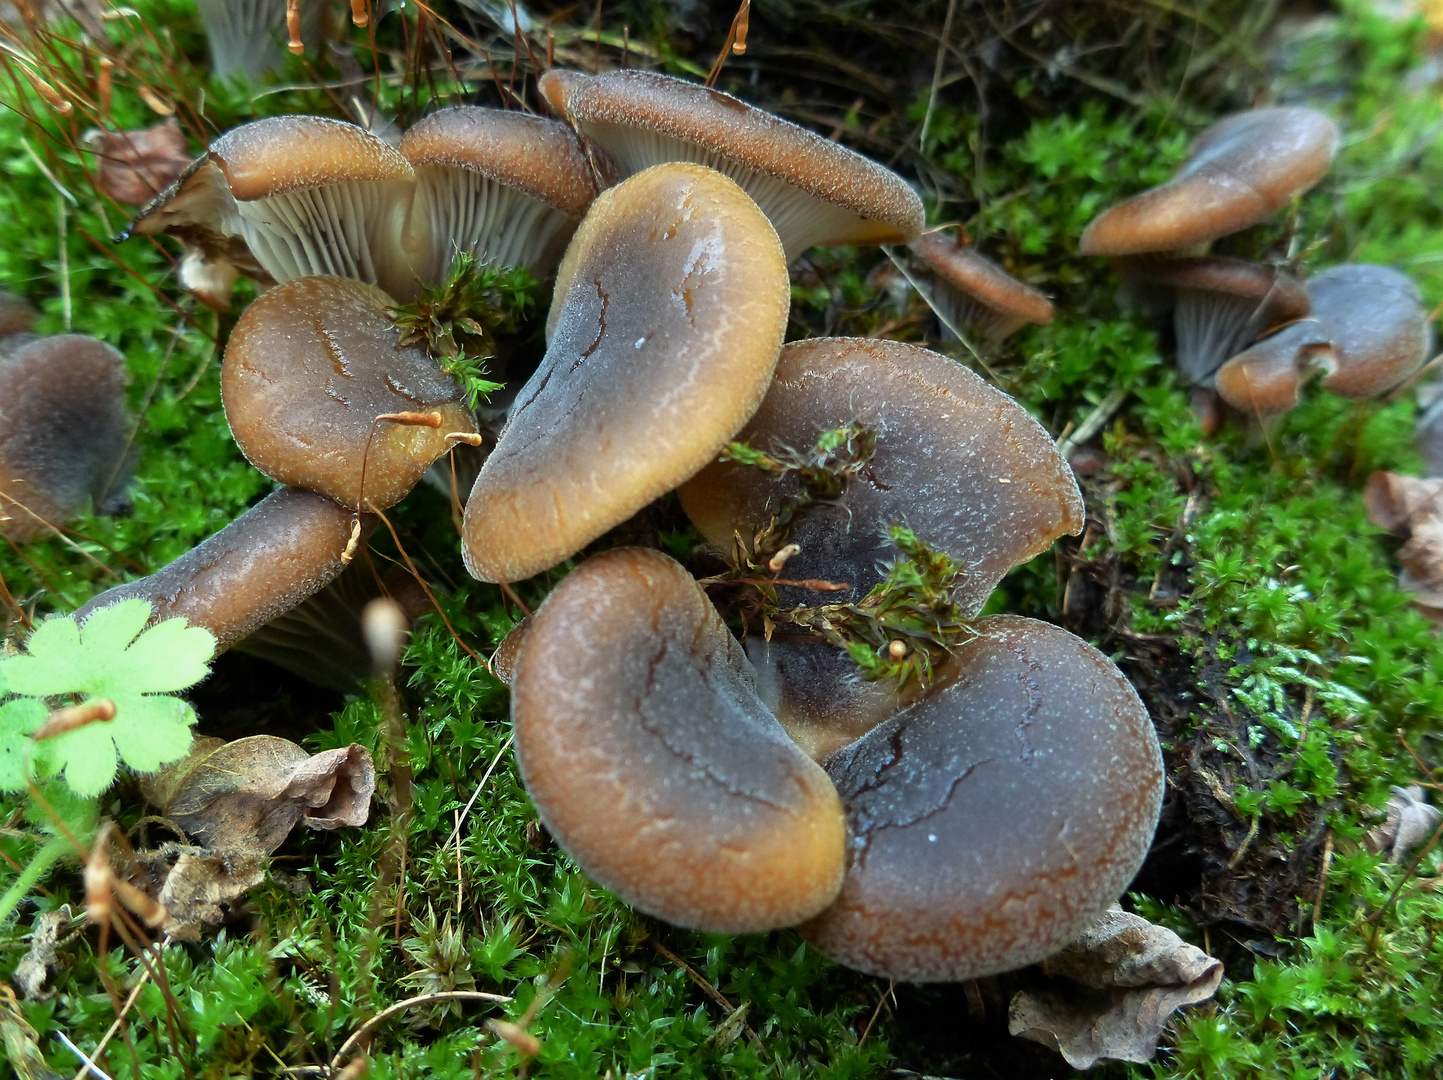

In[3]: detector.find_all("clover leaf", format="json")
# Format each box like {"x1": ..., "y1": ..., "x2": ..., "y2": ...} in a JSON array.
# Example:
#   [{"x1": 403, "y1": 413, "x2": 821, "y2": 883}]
[{"x1": 0, "y1": 599, "x2": 216, "y2": 797}]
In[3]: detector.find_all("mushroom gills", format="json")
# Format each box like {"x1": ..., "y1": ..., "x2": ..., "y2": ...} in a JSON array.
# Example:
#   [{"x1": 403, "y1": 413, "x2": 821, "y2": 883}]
[
  {"x1": 511, "y1": 548, "x2": 846, "y2": 933},
  {"x1": 799, "y1": 615, "x2": 1164, "y2": 983},
  {"x1": 576, "y1": 122, "x2": 891, "y2": 261},
  {"x1": 411, "y1": 166, "x2": 577, "y2": 281}
]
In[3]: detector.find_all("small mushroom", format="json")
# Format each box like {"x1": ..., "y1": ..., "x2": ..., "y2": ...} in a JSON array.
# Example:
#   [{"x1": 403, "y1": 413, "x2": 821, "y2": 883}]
[
  {"x1": 542, "y1": 68, "x2": 924, "y2": 260},
  {"x1": 74, "y1": 487, "x2": 371, "y2": 652},
  {"x1": 909, "y1": 229, "x2": 1054, "y2": 347},
  {"x1": 397, "y1": 106, "x2": 596, "y2": 283},
  {"x1": 1307, "y1": 264, "x2": 1431, "y2": 398},
  {"x1": 1150, "y1": 257, "x2": 1310, "y2": 388},
  {"x1": 462, "y1": 162, "x2": 789, "y2": 583},
  {"x1": 798, "y1": 615, "x2": 1164, "y2": 983},
  {"x1": 1214, "y1": 318, "x2": 1333, "y2": 417},
  {"x1": 512, "y1": 547, "x2": 846, "y2": 932},
  {"x1": 129, "y1": 116, "x2": 418, "y2": 302},
  {"x1": 1079, "y1": 106, "x2": 1338, "y2": 257},
  {"x1": 0, "y1": 333, "x2": 133, "y2": 541},
  {"x1": 222, "y1": 275, "x2": 476, "y2": 511}
]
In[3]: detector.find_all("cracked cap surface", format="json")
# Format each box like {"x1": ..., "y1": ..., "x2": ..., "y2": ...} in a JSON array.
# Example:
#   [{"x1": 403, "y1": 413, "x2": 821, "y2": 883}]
[{"x1": 512, "y1": 547, "x2": 846, "y2": 932}]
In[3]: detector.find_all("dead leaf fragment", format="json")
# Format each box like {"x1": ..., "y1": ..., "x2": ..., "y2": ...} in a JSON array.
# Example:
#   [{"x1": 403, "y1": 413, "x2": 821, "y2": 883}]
[
  {"x1": 1007, "y1": 906, "x2": 1223, "y2": 1069},
  {"x1": 0, "y1": 983, "x2": 61, "y2": 1080},
  {"x1": 14, "y1": 907, "x2": 74, "y2": 1001},
  {"x1": 1364, "y1": 471, "x2": 1443, "y2": 613},
  {"x1": 157, "y1": 851, "x2": 267, "y2": 942},
  {"x1": 1367, "y1": 784, "x2": 1443, "y2": 861},
  {"x1": 146, "y1": 734, "x2": 375, "y2": 855},
  {"x1": 83, "y1": 119, "x2": 192, "y2": 206}
]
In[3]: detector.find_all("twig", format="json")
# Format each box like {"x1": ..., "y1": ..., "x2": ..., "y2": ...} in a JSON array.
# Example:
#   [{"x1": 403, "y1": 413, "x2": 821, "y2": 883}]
[
  {"x1": 918, "y1": 0, "x2": 956, "y2": 151},
  {"x1": 1311, "y1": 829, "x2": 1334, "y2": 926},
  {"x1": 69, "y1": 963, "x2": 155, "y2": 1080},
  {"x1": 443, "y1": 734, "x2": 515, "y2": 853},
  {"x1": 1056, "y1": 387, "x2": 1130, "y2": 459},
  {"x1": 329, "y1": 991, "x2": 510, "y2": 1070},
  {"x1": 649, "y1": 937, "x2": 763, "y2": 1052}
]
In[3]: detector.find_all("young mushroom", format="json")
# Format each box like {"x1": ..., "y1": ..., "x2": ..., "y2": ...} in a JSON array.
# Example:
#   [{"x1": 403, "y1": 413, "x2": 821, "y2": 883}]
[
  {"x1": 541, "y1": 68, "x2": 925, "y2": 260},
  {"x1": 397, "y1": 107, "x2": 596, "y2": 282},
  {"x1": 511, "y1": 546, "x2": 846, "y2": 932},
  {"x1": 1079, "y1": 106, "x2": 1339, "y2": 257},
  {"x1": 74, "y1": 487, "x2": 371, "y2": 652},
  {"x1": 0, "y1": 333, "x2": 134, "y2": 541},
  {"x1": 798, "y1": 616, "x2": 1163, "y2": 982},
  {"x1": 222, "y1": 275, "x2": 477, "y2": 511},
  {"x1": 462, "y1": 162, "x2": 789, "y2": 583},
  {"x1": 909, "y1": 229, "x2": 1054, "y2": 347}
]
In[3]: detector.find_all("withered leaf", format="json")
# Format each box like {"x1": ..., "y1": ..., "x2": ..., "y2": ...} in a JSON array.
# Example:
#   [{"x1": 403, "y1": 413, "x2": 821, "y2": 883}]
[
  {"x1": 83, "y1": 119, "x2": 192, "y2": 206},
  {"x1": 156, "y1": 851, "x2": 267, "y2": 943},
  {"x1": 1366, "y1": 784, "x2": 1443, "y2": 861},
  {"x1": 1364, "y1": 471, "x2": 1443, "y2": 613},
  {"x1": 1007, "y1": 906, "x2": 1223, "y2": 1070},
  {"x1": 14, "y1": 906, "x2": 74, "y2": 1001},
  {"x1": 144, "y1": 734, "x2": 375, "y2": 856}
]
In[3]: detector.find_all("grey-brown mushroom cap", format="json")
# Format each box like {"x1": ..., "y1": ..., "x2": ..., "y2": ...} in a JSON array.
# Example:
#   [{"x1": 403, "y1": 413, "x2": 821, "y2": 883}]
[
  {"x1": 512, "y1": 547, "x2": 847, "y2": 933},
  {"x1": 799, "y1": 615, "x2": 1164, "y2": 983},
  {"x1": 1308, "y1": 264, "x2": 1432, "y2": 398},
  {"x1": 1079, "y1": 106, "x2": 1338, "y2": 256},
  {"x1": 74, "y1": 487, "x2": 371, "y2": 652},
  {"x1": 1214, "y1": 319, "x2": 1333, "y2": 416},
  {"x1": 222, "y1": 275, "x2": 476, "y2": 511},
  {"x1": 0, "y1": 334, "x2": 133, "y2": 542},
  {"x1": 911, "y1": 231, "x2": 1055, "y2": 328},
  {"x1": 678, "y1": 337, "x2": 1085, "y2": 619},
  {"x1": 398, "y1": 107, "x2": 596, "y2": 283},
  {"x1": 462, "y1": 163, "x2": 789, "y2": 583},
  {"x1": 561, "y1": 69, "x2": 924, "y2": 258}
]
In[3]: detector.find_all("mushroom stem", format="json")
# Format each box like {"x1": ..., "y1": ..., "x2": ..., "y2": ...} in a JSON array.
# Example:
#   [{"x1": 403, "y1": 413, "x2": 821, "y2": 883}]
[
  {"x1": 350, "y1": 0, "x2": 369, "y2": 27},
  {"x1": 286, "y1": 0, "x2": 303, "y2": 53}
]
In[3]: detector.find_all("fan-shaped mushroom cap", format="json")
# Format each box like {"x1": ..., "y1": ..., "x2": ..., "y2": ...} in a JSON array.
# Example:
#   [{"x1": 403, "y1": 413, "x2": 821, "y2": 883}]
[
  {"x1": 911, "y1": 230, "x2": 1054, "y2": 345},
  {"x1": 489, "y1": 616, "x2": 531, "y2": 687},
  {"x1": 539, "y1": 67, "x2": 588, "y2": 119},
  {"x1": 1307, "y1": 264, "x2": 1431, "y2": 398},
  {"x1": 462, "y1": 163, "x2": 789, "y2": 583},
  {"x1": 223, "y1": 276, "x2": 476, "y2": 511},
  {"x1": 74, "y1": 487, "x2": 370, "y2": 652},
  {"x1": 552, "y1": 68, "x2": 924, "y2": 260},
  {"x1": 398, "y1": 107, "x2": 596, "y2": 282},
  {"x1": 130, "y1": 116, "x2": 418, "y2": 301},
  {"x1": 1079, "y1": 106, "x2": 1338, "y2": 256},
  {"x1": 512, "y1": 547, "x2": 846, "y2": 932},
  {"x1": 0, "y1": 334, "x2": 133, "y2": 542},
  {"x1": 1214, "y1": 318, "x2": 1333, "y2": 416},
  {"x1": 1151, "y1": 257, "x2": 1310, "y2": 386},
  {"x1": 799, "y1": 615, "x2": 1163, "y2": 983},
  {"x1": 680, "y1": 337, "x2": 1084, "y2": 618}
]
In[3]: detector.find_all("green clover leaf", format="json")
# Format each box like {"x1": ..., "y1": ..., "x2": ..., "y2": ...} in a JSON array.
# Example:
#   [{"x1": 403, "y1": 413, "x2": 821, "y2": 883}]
[{"x1": 0, "y1": 598, "x2": 216, "y2": 797}]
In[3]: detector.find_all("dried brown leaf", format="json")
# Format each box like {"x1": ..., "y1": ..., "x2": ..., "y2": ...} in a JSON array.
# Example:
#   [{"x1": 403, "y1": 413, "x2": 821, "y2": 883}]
[
  {"x1": 156, "y1": 851, "x2": 267, "y2": 942},
  {"x1": 83, "y1": 119, "x2": 192, "y2": 206},
  {"x1": 14, "y1": 906, "x2": 73, "y2": 1001},
  {"x1": 1007, "y1": 906, "x2": 1223, "y2": 1069},
  {"x1": 1366, "y1": 784, "x2": 1443, "y2": 861}
]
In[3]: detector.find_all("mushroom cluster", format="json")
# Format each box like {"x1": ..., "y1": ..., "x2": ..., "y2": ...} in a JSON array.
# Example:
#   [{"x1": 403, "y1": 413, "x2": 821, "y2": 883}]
[
  {"x1": 81, "y1": 68, "x2": 1164, "y2": 986},
  {"x1": 1079, "y1": 105, "x2": 1431, "y2": 428}
]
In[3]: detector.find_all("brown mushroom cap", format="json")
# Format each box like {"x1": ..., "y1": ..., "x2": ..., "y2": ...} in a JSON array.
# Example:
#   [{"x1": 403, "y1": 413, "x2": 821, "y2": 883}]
[
  {"x1": 398, "y1": 107, "x2": 596, "y2": 282},
  {"x1": 798, "y1": 615, "x2": 1163, "y2": 983},
  {"x1": 512, "y1": 547, "x2": 846, "y2": 933},
  {"x1": 489, "y1": 615, "x2": 531, "y2": 687},
  {"x1": 1150, "y1": 257, "x2": 1311, "y2": 386},
  {"x1": 74, "y1": 487, "x2": 371, "y2": 651},
  {"x1": 1308, "y1": 264, "x2": 1431, "y2": 398},
  {"x1": 1079, "y1": 106, "x2": 1338, "y2": 256},
  {"x1": 680, "y1": 337, "x2": 1084, "y2": 619},
  {"x1": 222, "y1": 275, "x2": 475, "y2": 511},
  {"x1": 462, "y1": 162, "x2": 789, "y2": 583},
  {"x1": 910, "y1": 230, "x2": 1054, "y2": 345},
  {"x1": 554, "y1": 68, "x2": 924, "y2": 260},
  {"x1": 1214, "y1": 318, "x2": 1333, "y2": 416},
  {"x1": 0, "y1": 334, "x2": 133, "y2": 542}
]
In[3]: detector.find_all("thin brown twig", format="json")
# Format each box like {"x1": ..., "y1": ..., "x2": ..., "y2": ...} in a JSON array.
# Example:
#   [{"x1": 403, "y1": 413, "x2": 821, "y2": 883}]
[{"x1": 329, "y1": 991, "x2": 510, "y2": 1070}]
